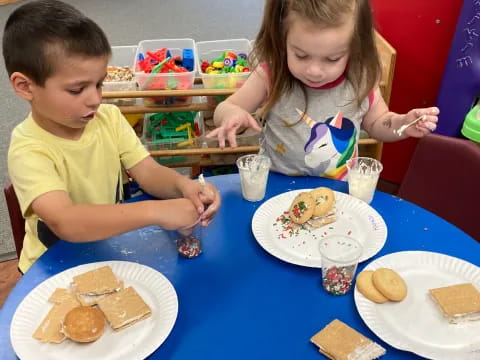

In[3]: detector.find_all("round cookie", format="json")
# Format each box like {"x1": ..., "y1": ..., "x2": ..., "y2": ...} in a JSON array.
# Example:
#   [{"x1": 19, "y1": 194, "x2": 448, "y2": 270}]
[
  {"x1": 372, "y1": 268, "x2": 407, "y2": 301},
  {"x1": 289, "y1": 192, "x2": 315, "y2": 224},
  {"x1": 309, "y1": 187, "x2": 335, "y2": 217},
  {"x1": 63, "y1": 306, "x2": 105, "y2": 343},
  {"x1": 356, "y1": 270, "x2": 389, "y2": 303}
]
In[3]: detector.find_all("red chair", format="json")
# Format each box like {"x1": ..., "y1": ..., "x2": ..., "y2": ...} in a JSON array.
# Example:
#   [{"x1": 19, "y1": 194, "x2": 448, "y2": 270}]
[
  {"x1": 3, "y1": 184, "x2": 25, "y2": 258},
  {"x1": 398, "y1": 134, "x2": 480, "y2": 242}
]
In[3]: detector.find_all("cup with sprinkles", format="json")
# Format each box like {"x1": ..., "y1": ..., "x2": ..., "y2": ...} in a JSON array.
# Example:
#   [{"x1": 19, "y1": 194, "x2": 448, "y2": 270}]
[{"x1": 318, "y1": 235, "x2": 362, "y2": 296}]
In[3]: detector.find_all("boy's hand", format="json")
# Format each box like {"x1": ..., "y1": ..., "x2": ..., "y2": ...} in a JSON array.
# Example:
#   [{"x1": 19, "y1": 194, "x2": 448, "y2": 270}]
[
  {"x1": 155, "y1": 198, "x2": 200, "y2": 231},
  {"x1": 177, "y1": 178, "x2": 221, "y2": 226},
  {"x1": 402, "y1": 107, "x2": 439, "y2": 138},
  {"x1": 197, "y1": 182, "x2": 221, "y2": 226},
  {"x1": 206, "y1": 104, "x2": 261, "y2": 148}
]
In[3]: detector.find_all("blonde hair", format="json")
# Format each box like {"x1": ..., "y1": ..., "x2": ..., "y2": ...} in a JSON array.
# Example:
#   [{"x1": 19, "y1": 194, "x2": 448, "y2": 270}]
[{"x1": 251, "y1": 0, "x2": 381, "y2": 118}]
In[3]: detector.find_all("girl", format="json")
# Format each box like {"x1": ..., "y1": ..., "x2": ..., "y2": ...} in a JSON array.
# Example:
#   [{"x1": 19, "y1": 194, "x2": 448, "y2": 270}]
[{"x1": 207, "y1": 0, "x2": 439, "y2": 179}]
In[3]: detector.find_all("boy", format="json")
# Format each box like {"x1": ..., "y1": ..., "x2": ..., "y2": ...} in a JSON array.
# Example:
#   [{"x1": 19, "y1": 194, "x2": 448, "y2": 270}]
[{"x1": 3, "y1": 0, "x2": 220, "y2": 273}]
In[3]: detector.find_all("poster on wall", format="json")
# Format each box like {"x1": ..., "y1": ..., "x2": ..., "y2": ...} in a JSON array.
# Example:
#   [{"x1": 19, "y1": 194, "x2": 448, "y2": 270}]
[{"x1": 436, "y1": 0, "x2": 480, "y2": 137}]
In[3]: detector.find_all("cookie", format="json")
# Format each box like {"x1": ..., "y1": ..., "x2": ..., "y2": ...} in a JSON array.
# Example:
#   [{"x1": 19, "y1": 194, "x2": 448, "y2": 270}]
[
  {"x1": 62, "y1": 306, "x2": 105, "y2": 343},
  {"x1": 289, "y1": 192, "x2": 315, "y2": 224},
  {"x1": 372, "y1": 268, "x2": 407, "y2": 301},
  {"x1": 356, "y1": 271, "x2": 389, "y2": 304},
  {"x1": 309, "y1": 187, "x2": 335, "y2": 217}
]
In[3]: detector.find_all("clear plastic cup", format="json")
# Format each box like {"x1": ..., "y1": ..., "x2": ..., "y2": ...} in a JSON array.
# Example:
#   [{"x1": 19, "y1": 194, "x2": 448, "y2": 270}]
[
  {"x1": 236, "y1": 154, "x2": 271, "y2": 202},
  {"x1": 174, "y1": 224, "x2": 202, "y2": 258},
  {"x1": 346, "y1": 157, "x2": 383, "y2": 204},
  {"x1": 319, "y1": 235, "x2": 363, "y2": 295}
]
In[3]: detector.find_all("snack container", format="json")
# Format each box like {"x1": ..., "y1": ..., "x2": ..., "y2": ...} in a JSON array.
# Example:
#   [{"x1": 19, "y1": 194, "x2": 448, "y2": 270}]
[
  {"x1": 196, "y1": 39, "x2": 252, "y2": 106},
  {"x1": 102, "y1": 45, "x2": 138, "y2": 106},
  {"x1": 135, "y1": 39, "x2": 197, "y2": 106}
]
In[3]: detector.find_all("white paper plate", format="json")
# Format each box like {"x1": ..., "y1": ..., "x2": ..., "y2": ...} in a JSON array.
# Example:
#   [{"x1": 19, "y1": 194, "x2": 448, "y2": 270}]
[
  {"x1": 11, "y1": 261, "x2": 178, "y2": 360},
  {"x1": 251, "y1": 189, "x2": 387, "y2": 267},
  {"x1": 354, "y1": 251, "x2": 480, "y2": 359}
]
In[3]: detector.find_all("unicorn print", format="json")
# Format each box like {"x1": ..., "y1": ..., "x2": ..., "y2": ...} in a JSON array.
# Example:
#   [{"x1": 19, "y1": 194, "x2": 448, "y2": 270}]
[{"x1": 297, "y1": 108, "x2": 357, "y2": 178}]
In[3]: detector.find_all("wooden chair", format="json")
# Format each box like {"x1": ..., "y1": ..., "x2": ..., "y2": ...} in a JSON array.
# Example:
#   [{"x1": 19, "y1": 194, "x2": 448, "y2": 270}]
[
  {"x1": 3, "y1": 184, "x2": 25, "y2": 258},
  {"x1": 398, "y1": 134, "x2": 480, "y2": 242}
]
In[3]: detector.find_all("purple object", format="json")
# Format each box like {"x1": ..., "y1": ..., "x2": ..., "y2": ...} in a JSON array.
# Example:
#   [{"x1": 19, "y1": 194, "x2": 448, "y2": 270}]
[{"x1": 436, "y1": 0, "x2": 480, "y2": 137}]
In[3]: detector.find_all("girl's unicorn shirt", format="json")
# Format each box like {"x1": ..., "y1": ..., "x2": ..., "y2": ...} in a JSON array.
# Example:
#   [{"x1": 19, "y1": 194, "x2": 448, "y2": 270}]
[{"x1": 262, "y1": 77, "x2": 372, "y2": 180}]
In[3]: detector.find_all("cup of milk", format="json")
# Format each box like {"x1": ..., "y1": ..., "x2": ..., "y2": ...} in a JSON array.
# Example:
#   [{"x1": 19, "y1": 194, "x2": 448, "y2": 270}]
[
  {"x1": 236, "y1": 154, "x2": 271, "y2": 202},
  {"x1": 346, "y1": 157, "x2": 383, "y2": 204}
]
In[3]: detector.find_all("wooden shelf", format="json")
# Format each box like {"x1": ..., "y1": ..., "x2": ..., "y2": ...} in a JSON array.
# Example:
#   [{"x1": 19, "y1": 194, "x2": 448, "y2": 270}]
[{"x1": 103, "y1": 31, "x2": 395, "y2": 174}]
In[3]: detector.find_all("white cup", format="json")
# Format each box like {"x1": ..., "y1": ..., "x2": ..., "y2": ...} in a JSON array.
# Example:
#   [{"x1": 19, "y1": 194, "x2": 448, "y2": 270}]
[
  {"x1": 346, "y1": 157, "x2": 383, "y2": 204},
  {"x1": 236, "y1": 154, "x2": 271, "y2": 202}
]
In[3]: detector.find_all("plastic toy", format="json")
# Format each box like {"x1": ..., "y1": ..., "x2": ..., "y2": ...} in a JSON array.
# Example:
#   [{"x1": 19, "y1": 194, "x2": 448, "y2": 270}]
[
  {"x1": 200, "y1": 51, "x2": 250, "y2": 74},
  {"x1": 182, "y1": 49, "x2": 194, "y2": 71},
  {"x1": 145, "y1": 112, "x2": 199, "y2": 148},
  {"x1": 136, "y1": 47, "x2": 194, "y2": 106}
]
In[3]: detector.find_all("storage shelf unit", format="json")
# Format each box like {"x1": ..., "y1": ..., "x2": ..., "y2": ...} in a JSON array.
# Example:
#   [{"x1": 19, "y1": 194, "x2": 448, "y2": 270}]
[{"x1": 102, "y1": 31, "x2": 396, "y2": 175}]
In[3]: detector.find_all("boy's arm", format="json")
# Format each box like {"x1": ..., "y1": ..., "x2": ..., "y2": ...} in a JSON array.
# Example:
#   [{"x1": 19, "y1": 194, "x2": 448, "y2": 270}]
[
  {"x1": 31, "y1": 190, "x2": 199, "y2": 243},
  {"x1": 362, "y1": 87, "x2": 439, "y2": 141},
  {"x1": 128, "y1": 156, "x2": 188, "y2": 199},
  {"x1": 128, "y1": 156, "x2": 221, "y2": 225}
]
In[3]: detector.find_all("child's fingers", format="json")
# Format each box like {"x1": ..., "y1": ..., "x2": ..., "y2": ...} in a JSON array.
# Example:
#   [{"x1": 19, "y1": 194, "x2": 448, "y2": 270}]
[
  {"x1": 206, "y1": 127, "x2": 220, "y2": 138},
  {"x1": 189, "y1": 194, "x2": 205, "y2": 214},
  {"x1": 216, "y1": 127, "x2": 227, "y2": 148},
  {"x1": 227, "y1": 129, "x2": 238, "y2": 147},
  {"x1": 247, "y1": 114, "x2": 262, "y2": 132}
]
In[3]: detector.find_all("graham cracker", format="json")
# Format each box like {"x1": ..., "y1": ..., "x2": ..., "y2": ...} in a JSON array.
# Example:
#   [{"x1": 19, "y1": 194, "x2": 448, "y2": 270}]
[
  {"x1": 429, "y1": 283, "x2": 480, "y2": 318},
  {"x1": 96, "y1": 286, "x2": 152, "y2": 331},
  {"x1": 310, "y1": 319, "x2": 386, "y2": 360},
  {"x1": 71, "y1": 266, "x2": 123, "y2": 296},
  {"x1": 48, "y1": 288, "x2": 77, "y2": 304},
  {"x1": 33, "y1": 297, "x2": 80, "y2": 343}
]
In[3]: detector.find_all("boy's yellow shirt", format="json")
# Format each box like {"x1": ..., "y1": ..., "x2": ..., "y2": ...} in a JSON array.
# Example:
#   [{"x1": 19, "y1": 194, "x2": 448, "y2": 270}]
[{"x1": 8, "y1": 104, "x2": 149, "y2": 272}]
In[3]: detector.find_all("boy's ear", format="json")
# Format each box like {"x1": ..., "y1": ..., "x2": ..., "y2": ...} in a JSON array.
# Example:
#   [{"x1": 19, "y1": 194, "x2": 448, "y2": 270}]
[{"x1": 10, "y1": 72, "x2": 35, "y2": 101}]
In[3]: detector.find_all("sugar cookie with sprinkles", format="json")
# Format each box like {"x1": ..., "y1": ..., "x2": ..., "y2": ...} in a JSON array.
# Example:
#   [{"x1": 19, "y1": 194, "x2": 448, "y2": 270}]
[
  {"x1": 288, "y1": 192, "x2": 315, "y2": 224},
  {"x1": 309, "y1": 187, "x2": 335, "y2": 217}
]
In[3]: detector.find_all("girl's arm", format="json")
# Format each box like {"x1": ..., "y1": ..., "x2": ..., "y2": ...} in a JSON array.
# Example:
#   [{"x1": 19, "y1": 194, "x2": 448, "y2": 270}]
[
  {"x1": 208, "y1": 66, "x2": 269, "y2": 147},
  {"x1": 215, "y1": 65, "x2": 270, "y2": 118},
  {"x1": 362, "y1": 87, "x2": 439, "y2": 142}
]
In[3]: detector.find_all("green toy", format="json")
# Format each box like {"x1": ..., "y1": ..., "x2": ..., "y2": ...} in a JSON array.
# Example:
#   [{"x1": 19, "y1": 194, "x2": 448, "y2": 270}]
[{"x1": 461, "y1": 105, "x2": 480, "y2": 143}]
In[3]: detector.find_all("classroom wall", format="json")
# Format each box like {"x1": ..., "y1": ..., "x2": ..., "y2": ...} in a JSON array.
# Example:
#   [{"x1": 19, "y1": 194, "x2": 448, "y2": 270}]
[{"x1": 371, "y1": 0, "x2": 464, "y2": 183}]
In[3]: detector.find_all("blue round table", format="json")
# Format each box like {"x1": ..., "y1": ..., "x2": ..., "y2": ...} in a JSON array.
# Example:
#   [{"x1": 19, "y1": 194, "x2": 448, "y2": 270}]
[{"x1": 0, "y1": 173, "x2": 478, "y2": 359}]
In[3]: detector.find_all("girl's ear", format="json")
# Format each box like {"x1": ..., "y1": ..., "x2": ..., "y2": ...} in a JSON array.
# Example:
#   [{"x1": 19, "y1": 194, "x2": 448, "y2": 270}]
[{"x1": 10, "y1": 72, "x2": 34, "y2": 101}]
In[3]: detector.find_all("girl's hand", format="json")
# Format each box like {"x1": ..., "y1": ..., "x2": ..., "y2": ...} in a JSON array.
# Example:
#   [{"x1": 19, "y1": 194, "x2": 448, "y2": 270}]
[
  {"x1": 402, "y1": 107, "x2": 439, "y2": 138},
  {"x1": 206, "y1": 103, "x2": 261, "y2": 148},
  {"x1": 177, "y1": 177, "x2": 221, "y2": 226}
]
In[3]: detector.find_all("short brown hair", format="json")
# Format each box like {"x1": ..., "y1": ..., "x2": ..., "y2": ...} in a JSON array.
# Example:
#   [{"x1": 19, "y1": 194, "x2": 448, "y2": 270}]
[
  {"x1": 3, "y1": 0, "x2": 111, "y2": 86},
  {"x1": 252, "y1": 0, "x2": 380, "y2": 117}
]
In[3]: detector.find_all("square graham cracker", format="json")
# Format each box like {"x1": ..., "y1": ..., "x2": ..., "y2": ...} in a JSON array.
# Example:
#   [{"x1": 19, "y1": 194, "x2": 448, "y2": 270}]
[
  {"x1": 96, "y1": 286, "x2": 152, "y2": 331},
  {"x1": 310, "y1": 319, "x2": 385, "y2": 360}
]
